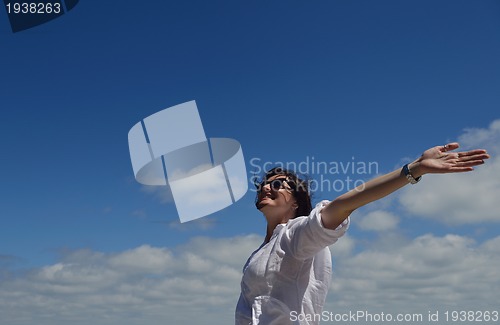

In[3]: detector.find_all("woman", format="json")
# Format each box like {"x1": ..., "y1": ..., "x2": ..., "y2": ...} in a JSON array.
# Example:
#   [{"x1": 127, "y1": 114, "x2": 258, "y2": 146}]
[{"x1": 235, "y1": 143, "x2": 489, "y2": 325}]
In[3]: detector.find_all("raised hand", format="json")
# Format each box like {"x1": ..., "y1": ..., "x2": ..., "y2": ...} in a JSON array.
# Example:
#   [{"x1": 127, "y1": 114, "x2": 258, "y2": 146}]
[{"x1": 417, "y1": 142, "x2": 490, "y2": 175}]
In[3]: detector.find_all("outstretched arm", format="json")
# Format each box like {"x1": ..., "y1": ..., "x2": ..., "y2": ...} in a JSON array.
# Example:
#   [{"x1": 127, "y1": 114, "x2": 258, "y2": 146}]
[{"x1": 321, "y1": 143, "x2": 490, "y2": 229}]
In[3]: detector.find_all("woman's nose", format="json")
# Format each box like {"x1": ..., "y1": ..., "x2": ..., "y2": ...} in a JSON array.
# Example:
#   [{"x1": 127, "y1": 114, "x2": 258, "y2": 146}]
[{"x1": 262, "y1": 183, "x2": 277, "y2": 193}]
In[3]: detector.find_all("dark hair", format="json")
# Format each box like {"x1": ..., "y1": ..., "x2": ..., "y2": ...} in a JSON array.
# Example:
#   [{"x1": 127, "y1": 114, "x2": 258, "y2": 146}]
[{"x1": 254, "y1": 167, "x2": 313, "y2": 218}]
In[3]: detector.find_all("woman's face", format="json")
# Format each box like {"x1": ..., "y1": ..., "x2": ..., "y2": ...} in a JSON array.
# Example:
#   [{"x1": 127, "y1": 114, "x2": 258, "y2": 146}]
[{"x1": 257, "y1": 175, "x2": 297, "y2": 218}]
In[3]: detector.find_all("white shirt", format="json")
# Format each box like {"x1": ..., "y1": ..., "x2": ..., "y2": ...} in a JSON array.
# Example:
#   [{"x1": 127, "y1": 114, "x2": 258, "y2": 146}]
[{"x1": 235, "y1": 200, "x2": 350, "y2": 325}]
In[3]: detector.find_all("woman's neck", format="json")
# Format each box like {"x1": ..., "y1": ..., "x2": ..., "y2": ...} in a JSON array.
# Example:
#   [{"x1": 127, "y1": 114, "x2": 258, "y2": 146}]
[
  {"x1": 264, "y1": 222, "x2": 278, "y2": 243},
  {"x1": 264, "y1": 216, "x2": 291, "y2": 243}
]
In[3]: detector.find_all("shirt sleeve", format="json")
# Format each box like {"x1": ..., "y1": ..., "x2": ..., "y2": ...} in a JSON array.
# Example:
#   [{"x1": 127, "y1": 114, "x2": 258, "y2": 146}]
[{"x1": 280, "y1": 200, "x2": 349, "y2": 260}]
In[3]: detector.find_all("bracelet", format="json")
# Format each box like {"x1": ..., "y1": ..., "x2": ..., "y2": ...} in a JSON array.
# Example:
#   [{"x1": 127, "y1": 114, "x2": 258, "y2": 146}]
[{"x1": 402, "y1": 164, "x2": 421, "y2": 184}]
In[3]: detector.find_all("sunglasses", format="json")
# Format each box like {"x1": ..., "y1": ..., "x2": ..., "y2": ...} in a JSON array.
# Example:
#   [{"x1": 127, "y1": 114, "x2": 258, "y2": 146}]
[{"x1": 256, "y1": 177, "x2": 296, "y2": 192}]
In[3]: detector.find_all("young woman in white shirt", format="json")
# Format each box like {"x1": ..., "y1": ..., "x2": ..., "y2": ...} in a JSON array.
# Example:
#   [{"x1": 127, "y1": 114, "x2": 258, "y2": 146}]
[{"x1": 235, "y1": 143, "x2": 489, "y2": 325}]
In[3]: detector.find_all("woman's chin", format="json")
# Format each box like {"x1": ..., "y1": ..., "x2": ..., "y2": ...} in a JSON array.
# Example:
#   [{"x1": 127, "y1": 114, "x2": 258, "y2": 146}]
[{"x1": 257, "y1": 200, "x2": 271, "y2": 210}]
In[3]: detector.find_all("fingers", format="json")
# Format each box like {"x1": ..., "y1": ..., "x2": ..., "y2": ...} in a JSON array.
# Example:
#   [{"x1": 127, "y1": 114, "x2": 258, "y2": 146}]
[
  {"x1": 446, "y1": 166, "x2": 475, "y2": 173},
  {"x1": 440, "y1": 148, "x2": 489, "y2": 173},
  {"x1": 454, "y1": 159, "x2": 486, "y2": 168},
  {"x1": 457, "y1": 149, "x2": 490, "y2": 160},
  {"x1": 441, "y1": 142, "x2": 460, "y2": 152},
  {"x1": 441, "y1": 143, "x2": 490, "y2": 160},
  {"x1": 443, "y1": 159, "x2": 480, "y2": 173},
  {"x1": 440, "y1": 142, "x2": 489, "y2": 155}
]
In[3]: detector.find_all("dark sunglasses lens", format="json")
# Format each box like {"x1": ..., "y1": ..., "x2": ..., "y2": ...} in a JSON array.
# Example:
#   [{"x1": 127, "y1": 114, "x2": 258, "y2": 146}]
[
  {"x1": 256, "y1": 178, "x2": 292, "y2": 192},
  {"x1": 270, "y1": 179, "x2": 285, "y2": 190}
]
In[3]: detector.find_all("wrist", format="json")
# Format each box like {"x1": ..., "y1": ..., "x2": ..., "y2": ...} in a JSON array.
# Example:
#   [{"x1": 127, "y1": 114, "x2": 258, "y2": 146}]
[{"x1": 408, "y1": 160, "x2": 424, "y2": 178}]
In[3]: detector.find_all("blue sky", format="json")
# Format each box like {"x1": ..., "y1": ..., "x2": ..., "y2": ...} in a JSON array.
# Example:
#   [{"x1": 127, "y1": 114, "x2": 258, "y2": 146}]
[{"x1": 1, "y1": 1, "x2": 499, "y2": 324}]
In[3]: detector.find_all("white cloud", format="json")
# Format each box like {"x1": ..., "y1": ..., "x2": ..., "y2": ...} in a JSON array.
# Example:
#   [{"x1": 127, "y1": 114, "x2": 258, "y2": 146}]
[
  {"x1": 108, "y1": 245, "x2": 173, "y2": 274},
  {"x1": 330, "y1": 234, "x2": 355, "y2": 257},
  {"x1": 356, "y1": 210, "x2": 400, "y2": 231},
  {"x1": 168, "y1": 163, "x2": 209, "y2": 179},
  {"x1": 1, "y1": 232, "x2": 499, "y2": 325},
  {"x1": 0, "y1": 236, "x2": 262, "y2": 325},
  {"x1": 399, "y1": 120, "x2": 500, "y2": 225},
  {"x1": 327, "y1": 234, "x2": 500, "y2": 317},
  {"x1": 458, "y1": 119, "x2": 500, "y2": 155},
  {"x1": 140, "y1": 184, "x2": 175, "y2": 204}
]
